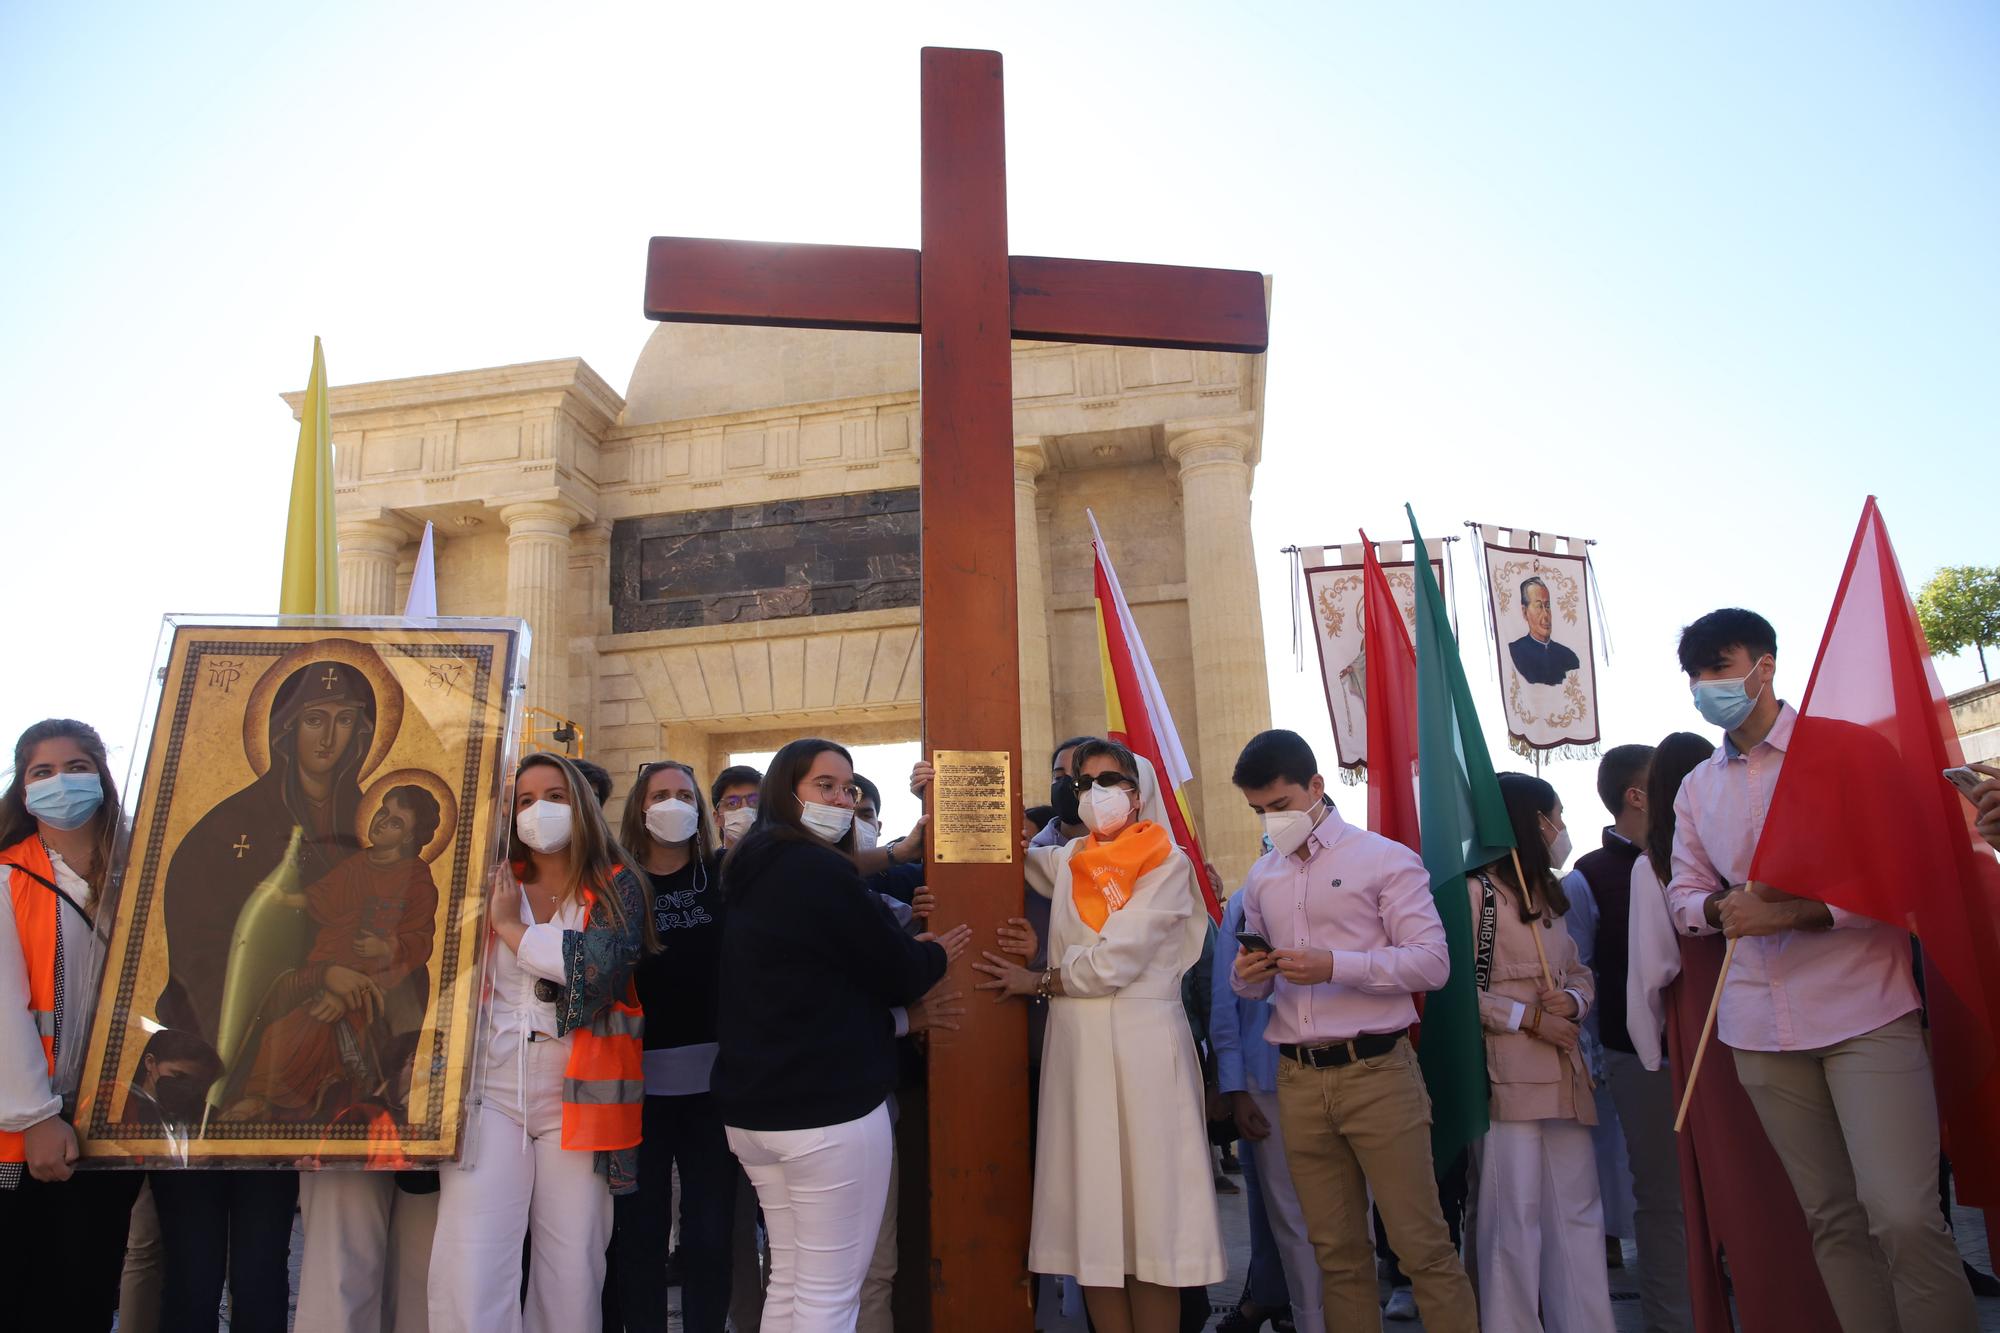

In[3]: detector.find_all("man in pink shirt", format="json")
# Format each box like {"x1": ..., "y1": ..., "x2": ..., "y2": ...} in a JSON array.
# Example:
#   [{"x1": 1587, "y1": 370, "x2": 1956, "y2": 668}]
[
  {"x1": 1665, "y1": 608, "x2": 1975, "y2": 1332},
  {"x1": 1229, "y1": 730, "x2": 1477, "y2": 1333}
]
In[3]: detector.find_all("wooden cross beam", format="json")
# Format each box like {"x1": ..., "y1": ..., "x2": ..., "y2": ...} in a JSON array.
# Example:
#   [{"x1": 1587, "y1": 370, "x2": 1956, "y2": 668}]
[{"x1": 644, "y1": 46, "x2": 1267, "y2": 1333}]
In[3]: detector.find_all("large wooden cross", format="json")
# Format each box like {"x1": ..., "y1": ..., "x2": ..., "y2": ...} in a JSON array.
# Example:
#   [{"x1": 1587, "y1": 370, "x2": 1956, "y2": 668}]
[{"x1": 645, "y1": 47, "x2": 1268, "y2": 1332}]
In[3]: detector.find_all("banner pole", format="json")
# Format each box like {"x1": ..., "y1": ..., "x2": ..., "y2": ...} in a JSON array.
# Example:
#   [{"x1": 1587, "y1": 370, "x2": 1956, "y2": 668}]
[{"x1": 1675, "y1": 935, "x2": 1740, "y2": 1133}]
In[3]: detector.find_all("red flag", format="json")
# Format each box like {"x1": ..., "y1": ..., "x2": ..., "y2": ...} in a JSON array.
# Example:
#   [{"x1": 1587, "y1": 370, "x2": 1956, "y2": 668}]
[
  {"x1": 1749, "y1": 496, "x2": 2000, "y2": 1202},
  {"x1": 1360, "y1": 532, "x2": 1421, "y2": 853}
]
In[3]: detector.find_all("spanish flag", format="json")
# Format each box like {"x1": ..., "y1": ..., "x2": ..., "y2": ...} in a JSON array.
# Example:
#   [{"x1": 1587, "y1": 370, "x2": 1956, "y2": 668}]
[
  {"x1": 280, "y1": 337, "x2": 339, "y2": 615},
  {"x1": 1088, "y1": 510, "x2": 1221, "y2": 922}
]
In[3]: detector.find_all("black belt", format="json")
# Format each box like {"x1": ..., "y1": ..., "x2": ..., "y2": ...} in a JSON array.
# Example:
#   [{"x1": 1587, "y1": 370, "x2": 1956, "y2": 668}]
[{"x1": 1279, "y1": 1030, "x2": 1406, "y2": 1069}]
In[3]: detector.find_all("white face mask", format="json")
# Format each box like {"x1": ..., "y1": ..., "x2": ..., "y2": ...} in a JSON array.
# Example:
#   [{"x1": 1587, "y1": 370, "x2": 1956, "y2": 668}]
[
  {"x1": 853, "y1": 819, "x2": 881, "y2": 851},
  {"x1": 516, "y1": 800, "x2": 573, "y2": 854},
  {"x1": 1543, "y1": 816, "x2": 1573, "y2": 870},
  {"x1": 644, "y1": 798, "x2": 700, "y2": 846},
  {"x1": 799, "y1": 798, "x2": 855, "y2": 843},
  {"x1": 1261, "y1": 807, "x2": 1317, "y2": 858},
  {"x1": 1080, "y1": 784, "x2": 1135, "y2": 837},
  {"x1": 719, "y1": 807, "x2": 756, "y2": 844}
]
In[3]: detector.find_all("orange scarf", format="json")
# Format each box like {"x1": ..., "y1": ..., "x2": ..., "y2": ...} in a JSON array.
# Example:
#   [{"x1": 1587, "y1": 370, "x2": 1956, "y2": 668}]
[{"x1": 1068, "y1": 820, "x2": 1173, "y2": 933}]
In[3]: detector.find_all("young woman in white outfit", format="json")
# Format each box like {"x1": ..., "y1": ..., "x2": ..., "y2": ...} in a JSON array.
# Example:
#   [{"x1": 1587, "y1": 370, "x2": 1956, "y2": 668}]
[
  {"x1": 973, "y1": 739, "x2": 1224, "y2": 1333},
  {"x1": 428, "y1": 752, "x2": 651, "y2": 1333}
]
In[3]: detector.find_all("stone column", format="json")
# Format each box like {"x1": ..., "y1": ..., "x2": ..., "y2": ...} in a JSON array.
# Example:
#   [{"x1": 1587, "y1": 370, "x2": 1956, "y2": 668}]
[
  {"x1": 499, "y1": 500, "x2": 582, "y2": 720},
  {"x1": 336, "y1": 516, "x2": 405, "y2": 616},
  {"x1": 1013, "y1": 440, "x2": 1056, "y2": 773},
  {"x1": 1167, "y1": 421, "x2": 1272, "y2": 889}
]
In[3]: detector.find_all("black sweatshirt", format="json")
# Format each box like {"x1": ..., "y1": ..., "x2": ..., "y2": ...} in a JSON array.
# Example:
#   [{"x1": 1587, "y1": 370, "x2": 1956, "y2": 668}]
[
  {"x1": 632, "y1": 855, "x2": 723, "y2": 1053},
  {"x1": 711, "y1": 833, "x2": 947, "y2": 1131}
]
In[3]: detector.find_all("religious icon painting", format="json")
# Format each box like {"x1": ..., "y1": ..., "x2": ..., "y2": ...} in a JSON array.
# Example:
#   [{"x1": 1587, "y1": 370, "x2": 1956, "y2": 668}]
[
  {"x1": 1474, "y1": 525, "x2": 1603, "y2": 759},
  {"x1": 1300, "y1": 539, "x2": 1449, "y2": 779},
  {"x1": 74, "y1": 616, "x2": 527, "y2": 1168}
]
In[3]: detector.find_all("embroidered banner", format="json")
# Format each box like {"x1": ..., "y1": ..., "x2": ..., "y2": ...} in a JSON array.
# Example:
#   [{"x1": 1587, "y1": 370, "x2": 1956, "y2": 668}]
[
  {"x1": 1302, "y1": 539, "x2": 1448, "y2": 776},
  {"x1": 1475, "y1": 527, "x2": 1601, "y2": 757}
]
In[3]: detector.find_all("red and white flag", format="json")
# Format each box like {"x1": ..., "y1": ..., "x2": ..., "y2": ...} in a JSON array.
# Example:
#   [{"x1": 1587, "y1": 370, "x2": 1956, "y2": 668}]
[
  {"x1": 1751, "y1": 496, "x2": 2000, "y2": 1202},
  {"x1": 1089, "y1": 510, "x2": 1221, "y2": 921}
]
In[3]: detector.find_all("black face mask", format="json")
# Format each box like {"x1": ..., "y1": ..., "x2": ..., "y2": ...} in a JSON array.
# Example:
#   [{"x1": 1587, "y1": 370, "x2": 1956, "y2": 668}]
[
  {"x1": 1050, "y1": 775, "x2": 1081, "y2": 826},
  {"x1": 153, "y1": 1072, "x2": 206, "y2": 1123}
]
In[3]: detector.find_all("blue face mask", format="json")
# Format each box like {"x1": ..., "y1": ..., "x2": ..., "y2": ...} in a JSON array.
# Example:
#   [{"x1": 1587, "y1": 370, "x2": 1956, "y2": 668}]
[
  {"x1": 1691, "y1": 657, "x2": 1770, "y2": 731},
  {"x1": 25, "y1": 772, "x2": 105, "y2": 831}
]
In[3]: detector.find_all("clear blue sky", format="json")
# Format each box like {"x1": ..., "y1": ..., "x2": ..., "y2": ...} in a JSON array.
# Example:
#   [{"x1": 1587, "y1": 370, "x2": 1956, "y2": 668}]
[{"x1": 2, "y1": 2, "x2": 1993, "y2": 847}]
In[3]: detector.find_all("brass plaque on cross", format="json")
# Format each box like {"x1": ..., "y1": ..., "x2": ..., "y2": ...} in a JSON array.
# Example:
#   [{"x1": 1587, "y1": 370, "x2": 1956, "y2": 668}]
[{"x1": 931, "y1": 749, "x2": 1014, "y2": 864}]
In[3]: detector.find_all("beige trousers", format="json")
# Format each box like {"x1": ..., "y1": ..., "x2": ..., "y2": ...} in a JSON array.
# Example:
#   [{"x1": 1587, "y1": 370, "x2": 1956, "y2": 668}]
[
  {"x1": 118, "y1": 1179, "x2": 163, "y2": 1333},
  {"x1": 1274, "y1": 1037, "x2": 1478, "y2": 1333},
  {"x1": 1733, "y1": 1011, "x2": 1975, "y2": 1333},
  {"x1": 296, "y1": 1171, "x2": 439, "y2": 1333}
]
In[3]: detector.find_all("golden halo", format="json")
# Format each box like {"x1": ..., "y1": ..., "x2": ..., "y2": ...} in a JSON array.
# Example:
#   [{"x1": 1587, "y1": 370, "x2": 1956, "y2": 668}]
[
  {"x1": 358, "y1": 768, "x2": 459, "y2": 864},
  {"x1": 240, "y1": 638, "x2": 406, "y2": 782}
]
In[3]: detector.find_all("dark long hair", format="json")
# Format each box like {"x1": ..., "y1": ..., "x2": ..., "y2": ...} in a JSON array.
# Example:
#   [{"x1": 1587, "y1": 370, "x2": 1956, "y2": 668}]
[
  {"x1": 1492, "y1": 772, "x2": 1569, "y2": 925},
  {"x1": 620, "y1": 760, "x2": 717, "y2": 863},
  {"x1": 724, "y1": 739, "x2": 856, "y2": 884},
  {"x1": 509, "y1": 752, "x2": 655, "y2": 951},
  {"x1": 1645, "y1": 732, "x2": 1717, "y2": 882},
  {"x1": 0, "y1": 719, "x2": 124, "y2": 909}
]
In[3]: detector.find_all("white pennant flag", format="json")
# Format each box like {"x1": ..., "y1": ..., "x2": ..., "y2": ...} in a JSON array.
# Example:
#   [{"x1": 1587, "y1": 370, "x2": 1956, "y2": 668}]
[{"x1": 403, "y1": 521, "x2": 438, "y2": 618}]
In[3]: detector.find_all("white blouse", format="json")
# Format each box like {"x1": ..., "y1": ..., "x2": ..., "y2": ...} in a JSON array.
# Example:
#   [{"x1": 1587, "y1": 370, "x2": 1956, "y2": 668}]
[{"x1": 0, "y1": 851, "x2": 102, "y2": 1134}]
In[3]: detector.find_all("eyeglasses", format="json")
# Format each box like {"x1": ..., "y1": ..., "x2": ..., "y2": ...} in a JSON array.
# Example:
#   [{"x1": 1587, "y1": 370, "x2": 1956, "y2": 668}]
[
  {"x1": 803, "y1": 777, "x2": 863, "y2": 803},
  {"x1": 717, "y1": 793, "x2": 760, "y2": 812},
  {"x1": 1069, "y1": 773, "x2": 1137, "y2": 794}
]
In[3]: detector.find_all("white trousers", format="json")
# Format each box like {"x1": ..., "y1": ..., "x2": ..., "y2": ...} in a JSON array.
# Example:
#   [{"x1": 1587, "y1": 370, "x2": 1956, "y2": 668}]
[
  {"x1": 429, "y1": 1037, "x2": 613, "y2": 1333},
  {"x1": 727, "y1": 1102, "x2": 894, "y2": 1333},
  {"x1": 297, "y1": 1171, "x2": 439, "y2": 1333},
  {"x1": 1474, "y1": 1118, "x2": 1614, "y2": 1333},
  {"x1": 856, "y1": 1140, "x2": 900, "y2": 1333},
  {"x1": 1247, "y1": 1087, "x2": 1326, "y2": 1333}
]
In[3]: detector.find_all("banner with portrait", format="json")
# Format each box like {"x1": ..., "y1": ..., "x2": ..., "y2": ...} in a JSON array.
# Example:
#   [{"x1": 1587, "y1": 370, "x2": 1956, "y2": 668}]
[
  {"x1": 1301, "y1": 539, "x2": 1449, "y2": 778},
  {"x1": 1475, "y1": 527, "x2": 1601, "y2": 758},
  {"x1": 75, "y1": 616, "x2": 526, "y2": 1168}
]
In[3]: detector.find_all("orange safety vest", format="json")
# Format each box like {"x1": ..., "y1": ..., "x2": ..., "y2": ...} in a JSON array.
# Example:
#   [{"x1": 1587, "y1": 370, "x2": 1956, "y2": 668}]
[
  {"x1": 558, "y1": 877, "x2": 644, "y2": 1153},
  {"x1": 0, "y1": 837, "x2": 62, "y2": 1166}
]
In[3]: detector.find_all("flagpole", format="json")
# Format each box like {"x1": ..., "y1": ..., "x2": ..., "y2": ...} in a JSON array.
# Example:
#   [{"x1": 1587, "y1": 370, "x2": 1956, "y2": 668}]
[
  {"x1": 1675, "y1": 935, "x2": 1740, "y2": 1133},
  {"x1": 1508, "y1": 847, "x2": 1556, "y2": 990}
]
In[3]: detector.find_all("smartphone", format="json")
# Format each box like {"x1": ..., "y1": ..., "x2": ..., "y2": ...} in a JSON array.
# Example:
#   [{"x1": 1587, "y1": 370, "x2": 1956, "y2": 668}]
[
  {"x1": 1946, "y1": 767, "x2": 1987, "y2": 804},
  {"x1": 1235, "y1": 931, "x2": 1275, "y2": 954}
]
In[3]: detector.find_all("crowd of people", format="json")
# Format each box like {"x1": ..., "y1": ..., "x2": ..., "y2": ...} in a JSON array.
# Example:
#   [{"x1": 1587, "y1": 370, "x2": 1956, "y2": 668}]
[{"x1": 4, "y1": 602, "x2": 2000, "y2": 1333}]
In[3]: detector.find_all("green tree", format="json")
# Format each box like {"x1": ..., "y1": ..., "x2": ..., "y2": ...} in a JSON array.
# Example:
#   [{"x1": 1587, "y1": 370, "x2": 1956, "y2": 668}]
[{"x1": 1916, "y1": 565, "x2": 2000, "y2": 683}]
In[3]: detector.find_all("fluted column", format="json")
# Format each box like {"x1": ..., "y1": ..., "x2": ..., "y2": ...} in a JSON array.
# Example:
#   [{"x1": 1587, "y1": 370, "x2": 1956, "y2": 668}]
[
  {"x1": 336, "y1": 517, "x2": 405, "y2": 616},
  {"x1": 1013, "y1": 440, "x2": 1056, "y2": 771},
  {"x1": 500, "y1": 500, "x2": 582, "y2": 719},
  {"x1": 1168, "y1": 423, "x2": 1272, "y2": 888}
]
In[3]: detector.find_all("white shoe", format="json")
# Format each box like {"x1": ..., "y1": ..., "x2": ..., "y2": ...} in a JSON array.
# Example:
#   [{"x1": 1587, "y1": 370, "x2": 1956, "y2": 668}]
[{"x1": 1383, "y1": 1288, "x2": 1418, "y2": 1321}]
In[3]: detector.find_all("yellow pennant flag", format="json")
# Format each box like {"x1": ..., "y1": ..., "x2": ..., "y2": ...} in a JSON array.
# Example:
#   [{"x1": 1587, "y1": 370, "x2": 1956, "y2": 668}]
[{"x1": 280, "y1": 337, "x2": 339, "y2": 615}]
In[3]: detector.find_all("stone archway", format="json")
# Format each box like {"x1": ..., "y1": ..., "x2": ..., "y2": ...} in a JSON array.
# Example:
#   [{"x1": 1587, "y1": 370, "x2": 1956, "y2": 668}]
[{"x1": 589, "y1": 608, "x2": 921, "y2": 813}]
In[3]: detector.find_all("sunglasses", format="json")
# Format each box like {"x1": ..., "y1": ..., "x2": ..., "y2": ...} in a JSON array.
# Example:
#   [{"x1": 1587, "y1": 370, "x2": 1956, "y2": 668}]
[{"x1": 1069, "y1": 773, "x2": 1137, "y2": 794}]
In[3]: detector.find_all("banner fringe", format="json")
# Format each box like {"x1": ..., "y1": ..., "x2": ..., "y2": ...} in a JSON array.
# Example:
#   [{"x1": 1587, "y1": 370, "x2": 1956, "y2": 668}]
[{"x1": 1509, "y1": 737, "x2": 1601, "y2": 764}]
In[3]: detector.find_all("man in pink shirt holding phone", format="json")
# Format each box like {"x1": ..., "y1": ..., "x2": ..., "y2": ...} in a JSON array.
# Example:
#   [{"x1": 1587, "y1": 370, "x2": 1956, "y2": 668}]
[{"x1": 1229, "y1": 729, "x2": 1477, "y2": 1333}]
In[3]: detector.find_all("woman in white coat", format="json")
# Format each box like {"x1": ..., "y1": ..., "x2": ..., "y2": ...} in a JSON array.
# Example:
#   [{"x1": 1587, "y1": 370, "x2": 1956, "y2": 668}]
[{"x1": 973, "y1": 739, "x2": 1223, "y2": 1333}]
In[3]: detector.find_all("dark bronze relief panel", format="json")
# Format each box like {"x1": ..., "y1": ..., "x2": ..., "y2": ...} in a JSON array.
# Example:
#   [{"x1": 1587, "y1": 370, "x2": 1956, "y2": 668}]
[{"x1": 610, "y1": 489, "x2": 921, "y2": 632}]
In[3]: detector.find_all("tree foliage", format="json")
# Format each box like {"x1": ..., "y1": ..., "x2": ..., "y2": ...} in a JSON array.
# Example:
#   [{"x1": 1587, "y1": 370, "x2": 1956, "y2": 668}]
[{"x1": 1916, "y1": 565, "x2": 2000, "y2": 681}]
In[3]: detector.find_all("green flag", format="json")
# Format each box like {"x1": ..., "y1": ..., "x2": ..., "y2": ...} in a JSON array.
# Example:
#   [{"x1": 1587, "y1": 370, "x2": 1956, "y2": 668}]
[{"x1": 1406, "y1": 504, "x2": 1516, "y2": 1169}]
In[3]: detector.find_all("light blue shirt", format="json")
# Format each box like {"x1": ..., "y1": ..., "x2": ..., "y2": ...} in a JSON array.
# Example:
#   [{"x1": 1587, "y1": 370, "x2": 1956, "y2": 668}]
[
  {"x1": 1560, "y1": 867, "x2": 1605, "y2": 1078},
  {"x1": 1212, "y1": 891, "x2": 1279, "y2": 1095}
]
